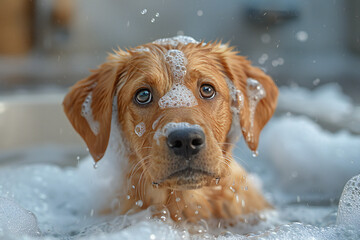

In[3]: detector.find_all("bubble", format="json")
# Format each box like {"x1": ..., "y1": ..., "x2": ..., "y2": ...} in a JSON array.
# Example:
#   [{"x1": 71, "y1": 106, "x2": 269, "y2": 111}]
[
  {"x1": 150, "y1": 234, "x2": 156, "y2": 240},
  {"x1": 155, "y1": 12, "x2": 160, "y2": 17},
  {"x1": 258, "y1": 53, "x2": 269, "y2": 65},
  {"x1": 150, "y1": 18, "x2": 155, "y2": 23},
  {"x1": 141, "y1": 9, "x2": 147, "y2": 15},
  {"x1": 296, "y1": 31, "x2": 308, "y2": 42},
  {"x1": 197, "y1": 10, "x2": 203, "y2": 16},
  {"x1": 175, "y1": 198, "x2": 181, "y2": 202}
]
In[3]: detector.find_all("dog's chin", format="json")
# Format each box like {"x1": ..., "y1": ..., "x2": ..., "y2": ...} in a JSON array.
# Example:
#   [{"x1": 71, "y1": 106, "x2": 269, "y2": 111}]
[{"x1": 156, "y1": 168, "x2": 216, "y2": 190}]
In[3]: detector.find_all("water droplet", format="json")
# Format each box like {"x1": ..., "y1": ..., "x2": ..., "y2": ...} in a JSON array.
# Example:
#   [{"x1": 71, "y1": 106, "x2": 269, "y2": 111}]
[
  {"x1": 150, "y1": 234, "x2": 156, "y2": 240},
  {"x1": 297, "y1": 195, "x2": 301, "y2": 202},
  {"x1": 296, "y1": 30, "x2": 308, "y2": 42},
  {"x1": 127, "y1": 195, "x2": 131, "y2": 200},
  {"x1": 155, "y1": 12, "x2": 160, "y2": 17},
  {"x1": 241, "y1": 199, "x2": 246, "y2": 207},
  {"x1": 195, "y1": 210, "x2": 199, "y2": 215},
  {"x1": 197, "y1": 10, "x2": 203, "y2": 16},
  {"x1": 229, "y1": 186, "x2": 235, "y2": 193},
  {"x1": 252, "y1": 150, "x2": 259, "y2": 157},
  {"x1": 235, "y1": 194, "x2": 240, "y2": 203},
  {"x1": 90, "y1": 209, "x2": 94, "y2": 216},
  {"x1": 141, "y1": 9, "x2": 147, "y2": 15},
  {"x1": 136, "y1": 200, "x2": 143, "y2": 207},
  {"x1": 93, "y1": 162, "x2": 98, "y2": 169},
  {"x1": 151, "y1": 18, "x2": 155, "y2": 23},
  {"x1": 313, "y1": 78, "x2": 321, "y2": 86},
  {"x1": 76, "y1": 156, "x2": 80, "y2": 160},
  {"x1": 175, "y1": 197, "x2": 181, "y2": 202},
  {"x1": 215, "y1": 178, "x2": 220, "y2": 184}
]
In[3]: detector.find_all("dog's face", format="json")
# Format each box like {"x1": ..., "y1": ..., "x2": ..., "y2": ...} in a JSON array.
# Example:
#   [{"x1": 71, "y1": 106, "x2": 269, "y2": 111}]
[{"x1": 63, "y1": 37, "x2": 278, "y2": 191}]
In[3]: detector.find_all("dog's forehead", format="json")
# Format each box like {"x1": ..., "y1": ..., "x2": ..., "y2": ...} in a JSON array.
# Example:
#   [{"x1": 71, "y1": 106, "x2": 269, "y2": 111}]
[{"x1": 127, "y1": 42, "x2": 222, "y2": 87}]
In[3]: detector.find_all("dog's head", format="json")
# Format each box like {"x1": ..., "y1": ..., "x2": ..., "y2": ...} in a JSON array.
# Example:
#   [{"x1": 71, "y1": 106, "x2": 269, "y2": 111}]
[{"x1": 63, "y1": 36, "x2": 278, "y2": 191}]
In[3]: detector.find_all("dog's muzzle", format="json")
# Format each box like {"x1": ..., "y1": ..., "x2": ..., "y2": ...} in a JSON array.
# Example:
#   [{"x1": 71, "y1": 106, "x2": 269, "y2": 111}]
[{"x1": 167, "y1": 128, "x2": 205, "y2": 159}]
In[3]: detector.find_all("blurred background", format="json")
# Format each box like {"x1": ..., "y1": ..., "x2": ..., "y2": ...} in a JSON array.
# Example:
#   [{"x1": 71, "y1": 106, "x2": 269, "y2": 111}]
[{"x1": 0, "y1": 0, "x2": 359, "y2": 163}]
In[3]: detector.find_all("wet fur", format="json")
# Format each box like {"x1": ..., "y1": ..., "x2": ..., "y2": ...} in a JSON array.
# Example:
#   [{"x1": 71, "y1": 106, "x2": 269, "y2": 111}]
[{"x1": 63, "y1": 41, "x2": 278, "y2": 222}]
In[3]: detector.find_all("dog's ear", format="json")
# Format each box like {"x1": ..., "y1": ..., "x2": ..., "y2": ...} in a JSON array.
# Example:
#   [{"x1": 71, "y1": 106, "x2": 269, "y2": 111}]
[
  {"x1": 63, "y1": 51, "x2": 129, "y2": 162},
  {"x1": 215, "y1": 45, "x2": 278, "y2": 152}
]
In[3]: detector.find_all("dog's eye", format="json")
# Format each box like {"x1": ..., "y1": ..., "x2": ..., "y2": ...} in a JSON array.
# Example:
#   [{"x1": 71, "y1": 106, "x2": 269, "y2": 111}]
[
  {"x1": 135, "y1": 89, "x2": 152, "y2": 105},
  {"x1": 199, "y1": 84, "x2": 216, "y2": 99}
]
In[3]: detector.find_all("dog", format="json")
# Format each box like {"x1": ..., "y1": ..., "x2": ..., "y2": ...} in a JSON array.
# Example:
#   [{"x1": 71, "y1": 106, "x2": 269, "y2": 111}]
[{"x1": 63, "y1": 36, "x2": 278, "y2": 223}]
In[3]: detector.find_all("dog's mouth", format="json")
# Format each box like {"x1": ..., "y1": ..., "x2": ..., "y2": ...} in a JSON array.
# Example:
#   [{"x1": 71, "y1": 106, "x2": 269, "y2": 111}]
[{"x1": 154, "y1": 167, "x2": 216, "y2": 190}]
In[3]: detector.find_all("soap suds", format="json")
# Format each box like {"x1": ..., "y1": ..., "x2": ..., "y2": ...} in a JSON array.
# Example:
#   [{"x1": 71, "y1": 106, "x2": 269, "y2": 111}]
[
  {"x1": 153, "y1": 122, "x2": 203, "y2": 145},
  {"x1": 226, "y1": 78, "x2": 244, "y2": 143},
  {"x1": 81, "y1": 92, "x2": 100, "y2": 135},
  {"x1": 337, "y1": 174, "x2": 360, "y2": 227},
  {"x1": 134, "y1": 122, "x2": 146, "y2": 137},
  {"x1": 153, "y1": 35, "x2": 199, "y2": 47},
  {"x1": 158, "y1": 50, "x2": 198, "y2": 109},
  {"x1": 246, "y1": 78, "x2": 266, "y2": 143},
  {"x1": 152, "y1": 114, "x2": 164, "y2": 130}
]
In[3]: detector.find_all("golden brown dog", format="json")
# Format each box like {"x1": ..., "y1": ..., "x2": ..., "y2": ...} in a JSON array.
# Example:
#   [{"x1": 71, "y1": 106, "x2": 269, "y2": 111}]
[{"x1": 63, "y1": 36, "x2": 278, "y2": 223}]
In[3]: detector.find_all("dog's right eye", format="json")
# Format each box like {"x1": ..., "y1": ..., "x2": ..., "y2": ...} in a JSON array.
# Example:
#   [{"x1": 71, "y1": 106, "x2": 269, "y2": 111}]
[{"x1": 135, "y1": 89, "x2": 152, "y2": 105}]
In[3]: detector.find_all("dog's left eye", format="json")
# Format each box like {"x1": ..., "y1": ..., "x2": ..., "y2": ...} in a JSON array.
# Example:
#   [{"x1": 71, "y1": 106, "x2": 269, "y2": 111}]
[
  {"x1": 135, "y1": 89, "x2": 152, "y2": 105},
  {"x1": 199, "y1": 84, "x2": 216, "y2": 99}
]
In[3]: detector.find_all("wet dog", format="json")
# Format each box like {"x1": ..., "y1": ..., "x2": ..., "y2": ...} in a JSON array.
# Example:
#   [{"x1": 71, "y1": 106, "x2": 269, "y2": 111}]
[{"x1": 63, "y1": 36, "x2": 278, "y2": 223}]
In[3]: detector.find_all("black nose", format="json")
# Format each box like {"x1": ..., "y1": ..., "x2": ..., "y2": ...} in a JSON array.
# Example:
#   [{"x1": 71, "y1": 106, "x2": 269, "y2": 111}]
[{"x1": 167, "y1": 128, "x2": 205, "y2": 158}]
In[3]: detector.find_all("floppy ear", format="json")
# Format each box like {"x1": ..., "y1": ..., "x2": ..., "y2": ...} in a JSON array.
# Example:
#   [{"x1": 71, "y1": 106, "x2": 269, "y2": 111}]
[
  {"x1": 63, "y1": 51, "x2": 128, "y2": 162},
  {"x1": 218, "y1": 47, "x2": 278, "y2": 152}
]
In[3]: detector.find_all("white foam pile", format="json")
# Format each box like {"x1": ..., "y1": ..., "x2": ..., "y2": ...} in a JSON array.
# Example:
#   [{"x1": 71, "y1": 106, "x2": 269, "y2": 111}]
[
  {"x1": 1, "y1": 83, "x2": 360, "y2": 239},
  {"x1": 277, "y1": 83, "x2": 360, "y2": 133}
]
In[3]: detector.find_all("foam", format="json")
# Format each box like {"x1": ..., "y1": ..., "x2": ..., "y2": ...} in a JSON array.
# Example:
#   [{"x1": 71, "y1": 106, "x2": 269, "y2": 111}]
[
  {"x1": 226, "y1": 78, "x2": 244, "y2": 143},
  {"x1": 158, "y1": 84, "x2": 198, "y2": 109},
  {"x1": 158, "y1": 50, "x2": 198, "y2": 109},
  {"x1": 337, "y1": 174, "x2": 360, "y2": 227},
  {"x1": 164, "y1": 50, "x2": 187, "y2": 84},
  {"x1": 81, "y1": 92, "x2": 100, "y2": 135},
  {"x1": 132, "y1": 47, "x2": 150, "y2": 53},
  {"x1": 134, "y1": 122, "x2": 146, "y2": 137},
  {"x1": 0, "y1": 197, "x2": 41, "y2": 237},
  {"x1": 277, "y1": 83, "x2": 360, "y2": 133},
  {"x1": 256, "y1": 115, "x2": 360, "y2": 203},
  {"x1": 246, "y1": 78, "x2": 266, "y2": 143},
  {"x1": 153, "y1": 35, "x2": 199, "y2": 46},
  {"x1": 153, "y1": 122, "x2": 202, "y2": 145},
  {"x1": 152, "y1": 114, "x2": 164, "y2": 130}
]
